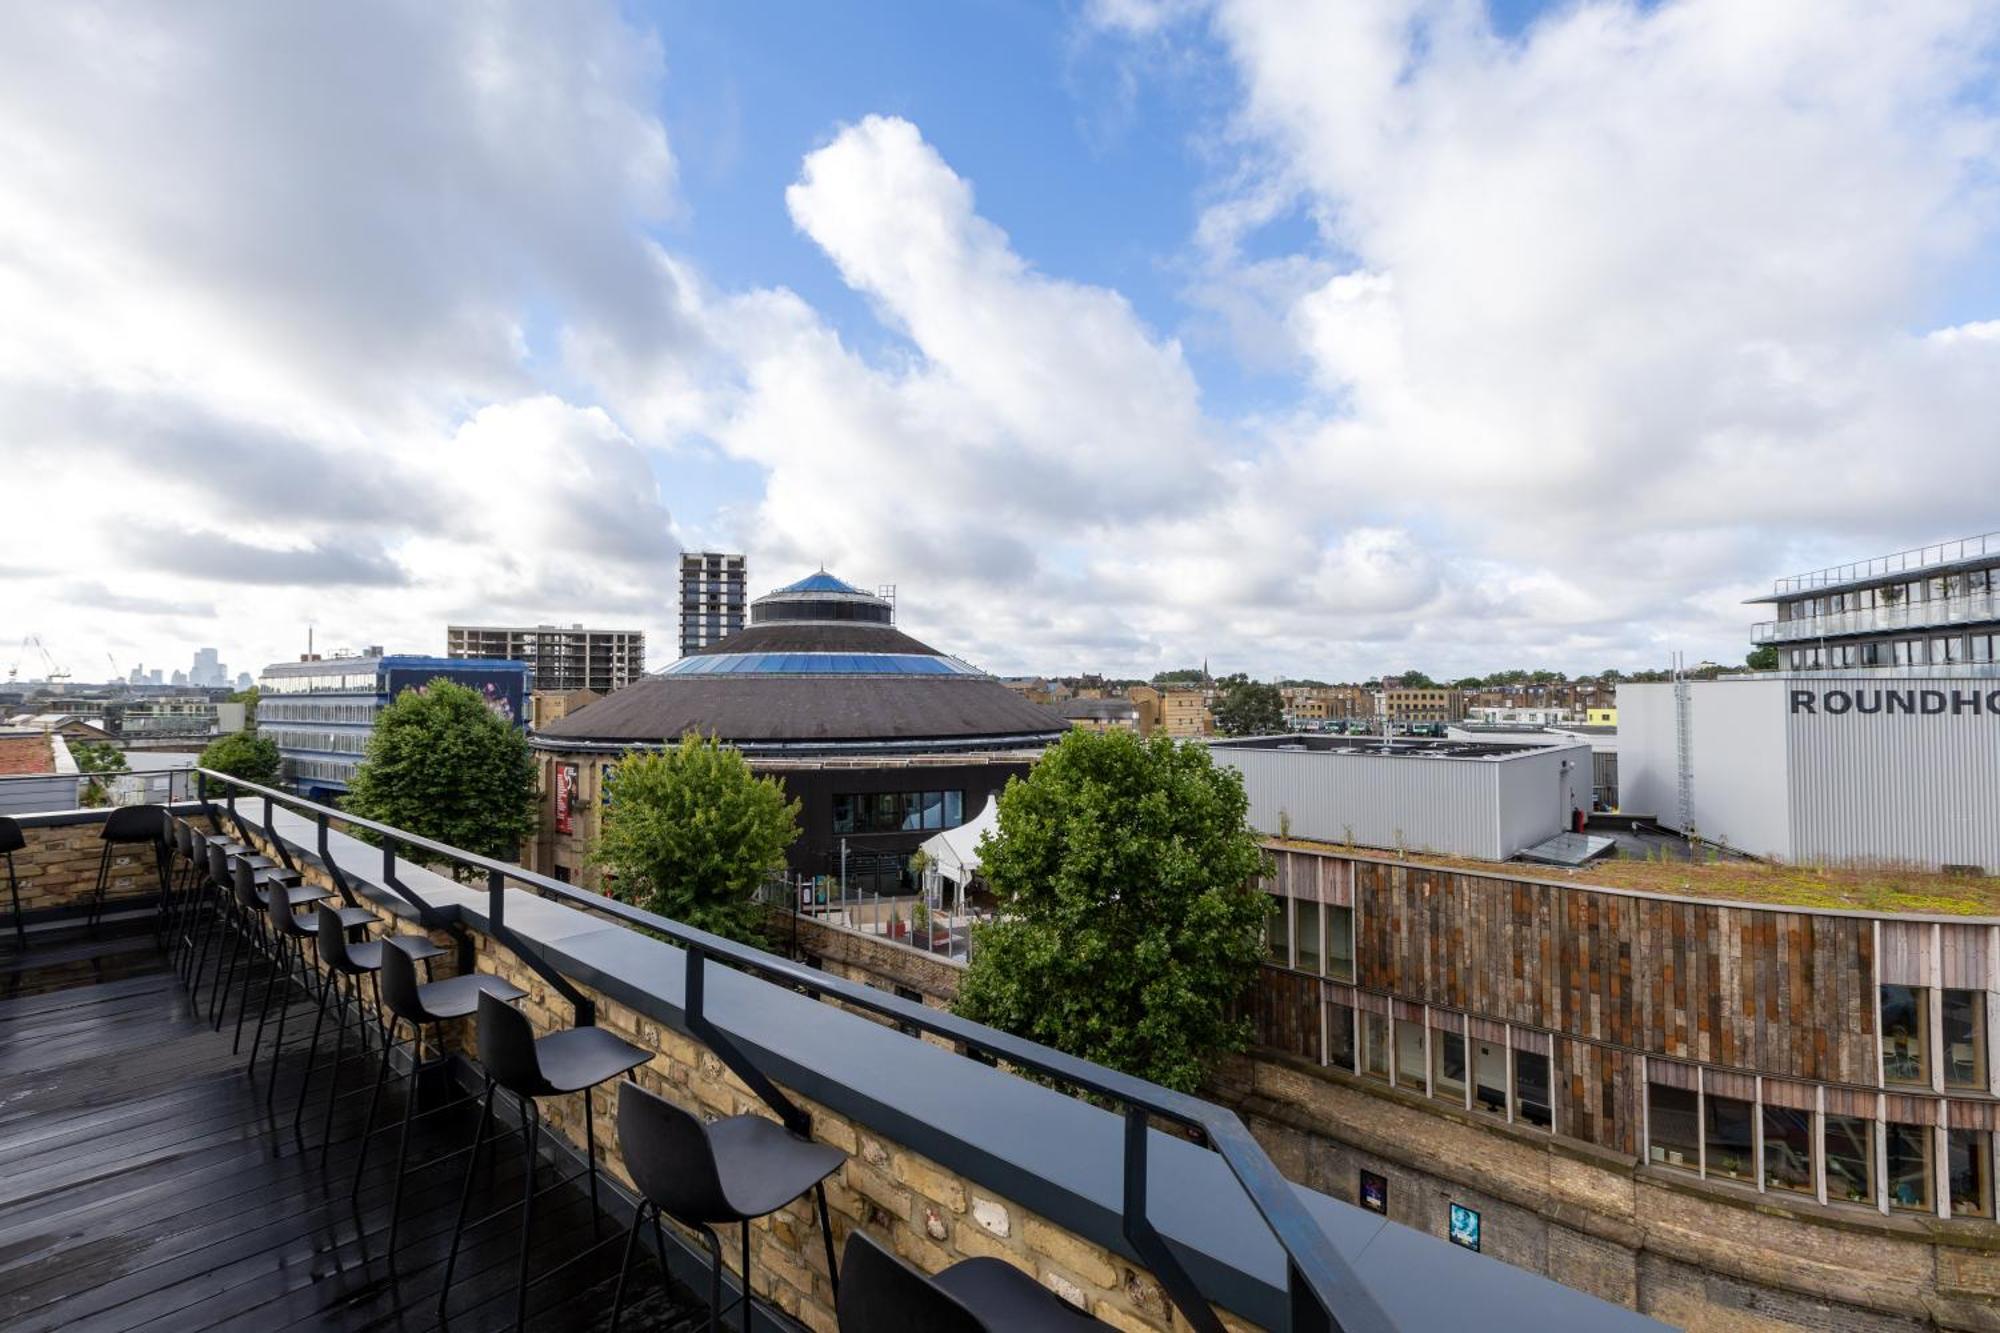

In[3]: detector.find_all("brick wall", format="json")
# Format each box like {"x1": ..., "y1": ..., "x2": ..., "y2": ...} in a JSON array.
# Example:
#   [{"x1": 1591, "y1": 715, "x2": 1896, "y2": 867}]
[
  {"x1": 6, "y1": 813, "x2": 165, "y2": 919},
  {"x1": 248, "y1": 837, "x2": 1256, "y2": 1332}
]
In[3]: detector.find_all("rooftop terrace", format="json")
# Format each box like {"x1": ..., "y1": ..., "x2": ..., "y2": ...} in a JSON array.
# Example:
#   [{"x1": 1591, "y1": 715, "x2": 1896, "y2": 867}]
[{"x1": 0, "y1": 772, "x2": 1663, "y2": 1331}]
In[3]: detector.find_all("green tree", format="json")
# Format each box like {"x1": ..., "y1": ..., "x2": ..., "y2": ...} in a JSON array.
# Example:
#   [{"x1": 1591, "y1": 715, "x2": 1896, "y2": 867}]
[
  {"x1": 1396, "y1": 669, "x2": 1437, "y2": 688},
  {"x1": 198, "y1": 730, "x2": 282, "y2": 789},
  {"x1": 590, "y1": 734, "x2": 800, "y2": 943},
  {"x1": 71, "y1": 740, "x2": 127, "y2": 807},
  {"x1": 344, "y1": 679, "x2": 536, "y2": 877},
  {"x1": 1745, "y1": 645, "x2": 1779, "y2": 671},
  {"x1": 954, "y1": 729, "x2": 1270, "y2": 1093},
  {"x1": 229, "y1": 685, "x2": 262, "y2": 726},
  {"x1": 1211, "y1": 673, "x2": 1285, "y2": 736}
]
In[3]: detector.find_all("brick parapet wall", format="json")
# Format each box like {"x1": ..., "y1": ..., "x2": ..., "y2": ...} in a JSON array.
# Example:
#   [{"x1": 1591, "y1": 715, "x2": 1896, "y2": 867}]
[
  {"x1": 6, "y1": 812, "x2": 164, "y2": 920},
  {"x1": 773, "y1": 911, "x2": 964, "y2": 1007},
  {"x1": 243, "y1": 832, "x2": 1257, "y2": 1333}
]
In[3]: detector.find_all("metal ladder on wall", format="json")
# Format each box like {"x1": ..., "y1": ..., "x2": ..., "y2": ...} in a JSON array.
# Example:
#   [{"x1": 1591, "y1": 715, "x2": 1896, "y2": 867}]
[{"x1": 1672, "y1": 652, "x2": 1694, "y2": 836}]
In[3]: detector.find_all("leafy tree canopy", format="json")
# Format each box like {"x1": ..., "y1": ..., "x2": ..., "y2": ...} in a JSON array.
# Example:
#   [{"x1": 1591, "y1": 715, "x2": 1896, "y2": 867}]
[
  {"x1": 1745, "y1": 645, "x2": 1780, "y2": 671},
  {"x1": 228, "y1": 685, "x2": 262, "y2": 725},
  {"x1": 69, "y1": 740, "x2": 127, "y2": 773},
  {"x1": 1150, "y1": 667, "x2": 1208, "y2": 685},
  {"x1": 199, "y1": 730, "x2": 281, "y2": 789},
  {"x1": 344, "y1": 679, "x2": 537, "y2": 877},
  {"x1": 590, "y1": 733, "x2": 800, "y2": 944},
  {"x1": 1211, "y1": 673, "x2": 1285, "y2": 736},
  {"x1": 954, "y1": 729, "x2": 1270, "y2": 1093}
]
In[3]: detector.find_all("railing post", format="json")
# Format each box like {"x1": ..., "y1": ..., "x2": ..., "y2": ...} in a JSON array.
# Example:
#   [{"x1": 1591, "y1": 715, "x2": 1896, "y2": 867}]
[
  {"x1": 1289, "y1": 1259, "x2": 1336, "y2": 1333},
  {"x1": 488, "y1": 867, "x2": 505, "y2": 931},
  {"x1": 1122, "y1": 1106, "x2": 1223, "y2": 1333}
]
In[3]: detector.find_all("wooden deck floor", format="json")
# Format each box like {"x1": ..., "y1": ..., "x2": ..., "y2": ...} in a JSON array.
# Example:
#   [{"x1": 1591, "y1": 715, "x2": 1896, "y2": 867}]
[{"x1": 0, "y1": 923, "x2": 706, "y2": 1332}]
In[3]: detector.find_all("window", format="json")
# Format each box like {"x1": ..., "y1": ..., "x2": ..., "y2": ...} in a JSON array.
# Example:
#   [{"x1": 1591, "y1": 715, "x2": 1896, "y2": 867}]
[
  {"x1": 833, "y1": 789, "x2": 967, "y2": 835},
  {"x1": 1265, "y1": 896, "x2": 1290, "y2": 966},
  {"x1": 1395, "y1": 1020, "x2": 1427, "y2": 1093},
  {"x1": 1326, "y1": 1001, "x2": 1356, "y2": 1073},
  {"x1": 1886, "y1": 1123, "x2": 1933, "y2": 1213},
  {"x1": 1825, "y1": 1115, "x2": 1876, "y2": 1205},
  {"x1": 1880, "y1": 985, "x2": 1930, "y2": 1085},
  {"x1": 1472, "y1": 1040, "x2": 1507, "y2": 1115},
  {"x1": 1647, "y1": 1084, "x2": 1700, "y2": 1170},
  {"x1": 1943, "y1": 990, "x2": 1986, "y2": 1090},
  {"x1": 1949, "y1": 1129, "x2": 1993, "y2": 1218},
  {"x1": 1361, "y1": 1013, "x2": 1391, "y2": 1082},
  {"x1": 1295, "y1": 900, "x2": 1322, "y2": 975},
  {"x1": 1326, "y1": 905, "x2": 1355, "y2": 982},
  {"x1": 1704, "y1": 1093, "x2": 1755, "y2": 1182},
  {"x1": 1761, "y1": 1107, "x2": 1813, "y2": 1194},
  {"x1": 1432, "y1": 1030, "x2": 1467, "y2": 1104},
  {"x1": 1514, "y1": 1048, "x2": 1552, "y2": 1127}
]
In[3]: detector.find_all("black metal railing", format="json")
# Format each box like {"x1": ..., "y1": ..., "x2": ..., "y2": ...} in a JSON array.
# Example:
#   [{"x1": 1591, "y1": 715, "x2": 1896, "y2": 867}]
[{"x1": 191, "y1": 767, "x2": 1391, "y2": 1333}]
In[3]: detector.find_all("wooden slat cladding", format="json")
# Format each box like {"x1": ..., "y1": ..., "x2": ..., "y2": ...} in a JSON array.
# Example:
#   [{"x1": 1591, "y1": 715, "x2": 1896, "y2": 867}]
[
  {"x1": 1277, "y1": 847, "x2": 1882, "y2": 1084},
  {"x1": 1558, "y1": 1039, "x2": 1637, "y2": 1154},
  {"x1": 1249, "y1": 964, "x2": 1321, "y2": 1063}
]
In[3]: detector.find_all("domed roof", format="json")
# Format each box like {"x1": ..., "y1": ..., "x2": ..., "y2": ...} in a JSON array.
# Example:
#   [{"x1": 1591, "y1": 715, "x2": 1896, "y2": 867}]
[{"x1": 535, "y1": 571, "x2": 1069, "y2": 754}]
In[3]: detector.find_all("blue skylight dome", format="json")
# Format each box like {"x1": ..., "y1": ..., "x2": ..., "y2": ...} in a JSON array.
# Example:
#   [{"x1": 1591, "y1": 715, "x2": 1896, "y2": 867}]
[{"x1": 774, "y1": 571, "x2": 869, "y2": 596}]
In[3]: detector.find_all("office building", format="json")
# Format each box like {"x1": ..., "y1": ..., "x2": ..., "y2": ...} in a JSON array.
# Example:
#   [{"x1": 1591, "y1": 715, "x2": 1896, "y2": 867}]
[
  {"x1": 1750, "y1": 529, "x2": 2000, "y2": 670},
  {"x1": 257, "y1": 652, "x2": 529, "y2": 798},
  {"x1": 535, "y1": 571, "x2": 1068, "y2": 889},
  {"x1": 446, "y1": 623, "x2": 644, "y2": 694},
  {"x1": 190, "y1": 647, "x2": 227, "y2": 687},
  {"x1": 1375, "y1": 687, "x2": 1465, "y2": 723},
  {"x1": 679, "y1": 550, "x2": 746, "y2": 655},
  {"x1": 1057, "y1": 697, "x2": 1140, "y2": 732}
]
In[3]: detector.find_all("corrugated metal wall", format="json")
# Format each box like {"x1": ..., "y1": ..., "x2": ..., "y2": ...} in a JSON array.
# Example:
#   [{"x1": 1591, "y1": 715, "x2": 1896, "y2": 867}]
[
  {"x1": 1215, "y1": 744, "x2": 1586, "y2": 860},
  {"x1": 1786, "y1": 677, "x2": 2000, "y2": 871}
]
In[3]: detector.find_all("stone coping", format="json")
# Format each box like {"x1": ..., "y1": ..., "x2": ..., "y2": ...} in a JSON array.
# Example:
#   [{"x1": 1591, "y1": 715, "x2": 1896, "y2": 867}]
[{"x1": 228, "y1": 798, "x2": 1659, "y2": 1332}]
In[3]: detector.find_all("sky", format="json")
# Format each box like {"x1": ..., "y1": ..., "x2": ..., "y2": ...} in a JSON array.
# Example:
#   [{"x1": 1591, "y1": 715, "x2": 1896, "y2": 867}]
[{"x1": 4, "y1": 0, "x2": 2000, "y2": 687}]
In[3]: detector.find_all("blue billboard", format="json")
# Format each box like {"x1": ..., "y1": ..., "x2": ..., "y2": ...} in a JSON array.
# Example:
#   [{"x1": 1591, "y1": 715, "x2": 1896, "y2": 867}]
[{"x1": 383, "y1": 659, "x2": 528, "y2": 728}]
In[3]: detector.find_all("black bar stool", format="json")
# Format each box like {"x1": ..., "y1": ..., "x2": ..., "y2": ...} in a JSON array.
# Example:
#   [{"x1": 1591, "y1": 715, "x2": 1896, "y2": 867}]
[
  {"x1": 437, "y1": 990, "x2": 651, "y2": 1328},
  {"x1": 249, "y1": 862, "x2": 359, "y2": 1109},
  {"x1": 213, "y1": 841, "x2": 317, "y2": 1049},
  {"x1": 609, "y1": 1079, "x2": 845, "y2": 1333},
  {"x1": 302, "y1": 904, "x2": 446, "y2": 1152},
  {"x1": 1, "y1": 816, "x2": 23, "y2": 950},
  {"x1": 87, "y1": 804, "x2": 167, "y2": 929},
  {"x1": 836, "y1": 1229, "x2": 1108, "y2": 1331},
  {"x1": 355, "y1": 941, "x2": 525, "y2": 1256}
]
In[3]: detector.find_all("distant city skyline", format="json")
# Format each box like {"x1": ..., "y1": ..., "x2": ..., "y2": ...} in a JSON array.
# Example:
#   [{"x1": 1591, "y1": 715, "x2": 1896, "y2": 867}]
[{"x1": 6, "y1": 5, "x2": 2000, "y2": 684}]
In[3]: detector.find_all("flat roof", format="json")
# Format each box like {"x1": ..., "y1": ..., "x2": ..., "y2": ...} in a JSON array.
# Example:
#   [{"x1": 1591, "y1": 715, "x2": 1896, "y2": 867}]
[
  {"x1": 0, "y1": 734, "x2": 53, "y2": 775},
  {"x1": 1210, "y1": 734, "x2": 1577, "y2": 761}
]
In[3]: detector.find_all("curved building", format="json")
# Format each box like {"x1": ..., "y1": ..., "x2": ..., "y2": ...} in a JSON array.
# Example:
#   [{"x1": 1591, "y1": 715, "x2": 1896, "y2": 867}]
[{"x1": 531, "y1": 573, "x2": 1067, "y2": 890}]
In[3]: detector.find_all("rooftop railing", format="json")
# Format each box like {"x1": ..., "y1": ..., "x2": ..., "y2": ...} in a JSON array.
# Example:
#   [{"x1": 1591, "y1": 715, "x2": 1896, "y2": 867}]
[
  {"x1": 1751, "y1": 589, "x2": 2000, "y2": 643},
  {"x1": 191, "y1": 766, "x2": 1388, "y2": 1333},
  {"x1": 1771, "y1": 530, "x2": 2000, "y2": 595}
]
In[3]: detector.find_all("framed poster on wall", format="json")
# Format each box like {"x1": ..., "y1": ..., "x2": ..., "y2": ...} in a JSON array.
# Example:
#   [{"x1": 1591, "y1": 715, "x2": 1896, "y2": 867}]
[
  {"x1": 1359, "y1": 1169, "x2": 1387, "y2": 1215},
  {"x1": 1448, "y1": 1202, "x2": 1481, "y2": 1252}
]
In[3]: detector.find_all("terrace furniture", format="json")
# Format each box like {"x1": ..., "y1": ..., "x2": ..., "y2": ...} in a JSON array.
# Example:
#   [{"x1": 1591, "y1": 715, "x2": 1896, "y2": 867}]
[
  {"x1": 437, "y1": 990, "x2": 651, "y2": 1328},
  {"x1": 249, "y1": 861, "x2": 369, "y2": 1109},
  {"x1": 1, "y1": 816, "x2": 22, "y2": 949},
  {"x1": 608, "y1": 1079, "x2": 844, "y2": 1333},
  {"x1": 305, "y1": 904, "x2": 446, "y2": 1156},
  {"x1": 357, "y1": 940, "x2": 525, "y2": 1257},
  {"x1": 834, "y1": 1229, "x2": 1108, "y2": 1332},
  {"x1": 87, "y1": 803, "x2": 167, "y2": 929}
]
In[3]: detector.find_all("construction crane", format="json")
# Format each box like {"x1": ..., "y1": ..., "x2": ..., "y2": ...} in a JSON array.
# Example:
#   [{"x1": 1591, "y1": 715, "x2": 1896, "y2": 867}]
[{"x1": 9, "y1": 635, "x2": 70, "y2": 686}]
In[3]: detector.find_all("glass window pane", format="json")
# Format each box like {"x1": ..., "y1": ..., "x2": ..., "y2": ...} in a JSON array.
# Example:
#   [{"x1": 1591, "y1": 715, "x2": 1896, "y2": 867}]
[
  {"x1": 1395, "y1": 1020, "x2": 1427, "y2": 1093},
  {"x1": 901, "y1": 795, "x2": 925, "y2": 831},
  {"x1": 1265, "y1": 896, "x2": 1290, "y2": 966},
  {"x1": 1432, "y1": 1030, "x2": 1466, "y2": 1103},
  {"x1": 1880, "y1": 985, "x2": 1930, "y2": 1085},
  {"x1": 1825, "y1": 1115, "x2": 1876, "y2": 1205},
  {"x1": 1943, "y1": 989, "x2": 1986, "y2": 1089},
  {"x1": 1949, "y1": 1129, "x2": 1992, "y2": 1218},
  {"x1": 1647, "y1": 1084, "x2": 1699, "y2": 1170},
  {"x1": 1326, "y1": 906, "x2": 1355, "y2": 982},
  {"x1": 944, "y1": 791, "x2": 963, "y2": 826},
  {"x1": 1761, "y1": 1106, "x2": 1813, "y2": 1194},
  {"x1": 832, "y1": 794, "x2": 854, "y2": 835},
  {"x1": 1295, "y1": 901, "x2": 1322, "y2": 975},
  {"x1": 1472, "y1": 1040, "x2": 1507, "y2": 1115},
  {"x1": 1513, "y1": 1048, "x2": 1552, "y2": 1128},
  {"x1": 1704, "y1": 1094, "x2": 1755, "y2": 1182},
  {"x1": 1361, "y1": 1013, "x2": 1390, "y2": 1081},
  {"x1": 1326, "y1": 1001, "x2": 1356, "y2": 1073},
  {"x1": 921, "y1": 792, "x2": 944, "y2": 830},
  {"x1": 1886, "y1": 1123, "x2": 1933, "y2": 1213}
]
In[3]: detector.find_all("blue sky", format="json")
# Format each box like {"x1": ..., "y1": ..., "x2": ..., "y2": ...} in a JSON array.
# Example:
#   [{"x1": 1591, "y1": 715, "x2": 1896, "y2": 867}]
[{"x1": 6, "y1": 1, "x2": 2000, "y2": 683}]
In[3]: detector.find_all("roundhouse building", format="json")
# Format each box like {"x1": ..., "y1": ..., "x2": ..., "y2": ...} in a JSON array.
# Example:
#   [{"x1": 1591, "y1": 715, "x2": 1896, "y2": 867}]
[{"x1": 530, "y1": 573, "x2": 1068, "y2": 891}]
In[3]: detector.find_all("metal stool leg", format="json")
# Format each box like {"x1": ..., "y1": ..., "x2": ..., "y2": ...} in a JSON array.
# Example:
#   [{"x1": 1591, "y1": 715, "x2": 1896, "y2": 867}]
[
  {"x1": 352, "y1": 1015, "x2": 398, "y2": 1203},
  {"x1": 385, "y1": 1024, "x2": 425, "y2": 1258},
  {"x1": 292, "y1": 953, "x2": 335, "y2": 1133},
  {"x1": 265, "y1": 937, "x2": 296, "y2": 1105},
  {"x1": 211, "y1": 902, "x2": 243, "y2": 1029},
  {"x1": 585, "y1": 1087, "x2": 602, "y2": 1238},
  {"x1": 815, "y1": 1180, "x2": 840, "y2": 1300},
  {"x1": 702, "y1": 1225, "x2": 723, "y2": 1333},
  {"x1": 513, "y1": 1096, "x2": 540, "y2": 1331},
  {"x1": 88, "y1": 841, "x2": 111, "y2": 928},
  {"x1": 319, "y1": 973, "x2": 356, "y2": 1166},
  {"x1": 436, "y1": 1076, "x2": 496, "y2": 1320},
  {"x1": 609, "y1": 1200, "x2": 648, "y2": 1333},
  {"x1": 5, "y1": 851, "x2": 21, "y2": 951}
]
